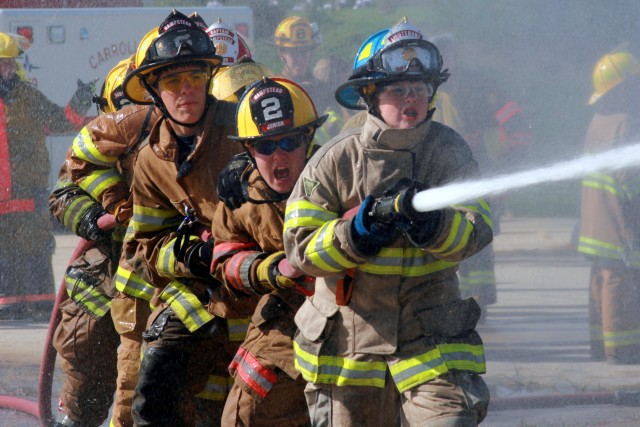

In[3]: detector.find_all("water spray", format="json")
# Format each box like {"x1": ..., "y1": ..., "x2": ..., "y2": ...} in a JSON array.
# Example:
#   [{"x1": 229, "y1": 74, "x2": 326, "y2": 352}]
[{"x1": 412, "y1": 143, "x2": 640, "y2": 212}]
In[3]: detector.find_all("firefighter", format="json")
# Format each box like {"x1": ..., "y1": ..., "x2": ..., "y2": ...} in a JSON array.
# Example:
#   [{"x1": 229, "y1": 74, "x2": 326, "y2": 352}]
[
  {"x1": 578, "y1": 51, "x2": 640, "y2": 365},
  {"x1": 0, "y1": 31, "x2": 93, "y2": 319},
  {"x1": 50, "y1": 56, "x2": 160, "y2": 427},
  {"x1": 211, "y1": 77, "x2": 327, "y2": 426},
  {"x1": 270, "y1": 16, "x2": 329, "y2": 114},
  {"x1": 283, "y1": 21, "x2": 493, "y2": 426},
  {"x1": 120, "y1": 10, "x2": 258, "y2": 426}
]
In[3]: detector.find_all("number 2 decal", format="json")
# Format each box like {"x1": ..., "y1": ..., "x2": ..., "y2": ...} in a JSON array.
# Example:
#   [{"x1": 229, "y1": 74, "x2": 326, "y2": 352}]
[{"x1": 261, "y1": 97, "x2": 283, "y2": 121}]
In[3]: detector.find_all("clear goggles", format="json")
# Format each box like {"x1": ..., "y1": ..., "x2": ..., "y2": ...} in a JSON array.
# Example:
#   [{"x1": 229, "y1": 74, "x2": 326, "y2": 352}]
[
  {"x1": 360, "y1": 39, "x2": 442, "y2": 77},
  {"x1": 251, "y1": 134, "x2": 304, "y2": 156},
  {"x1": 146, "y1": 28, "x2": 214, "y2": 62},
  {"x1": 380, "y1": 82, "x2": 434, "y2": 100},
  {"x1": 157, "y1": 70, "x2": 210, "y2": 93}
]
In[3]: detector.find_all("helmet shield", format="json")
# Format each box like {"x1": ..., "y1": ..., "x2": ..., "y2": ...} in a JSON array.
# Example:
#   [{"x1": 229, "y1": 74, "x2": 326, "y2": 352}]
[
  {"x1": 146, "y1": 27, "x2": 215, "y2": 64},
  {"x1": 211, "y1": 59, "x2": 273, "y2": 102}
]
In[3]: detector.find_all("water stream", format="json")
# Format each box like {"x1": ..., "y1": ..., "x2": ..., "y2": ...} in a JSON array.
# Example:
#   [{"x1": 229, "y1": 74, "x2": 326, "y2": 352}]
[{"x1": 412, "y1": 143, "x2": 640, "y2": 212}]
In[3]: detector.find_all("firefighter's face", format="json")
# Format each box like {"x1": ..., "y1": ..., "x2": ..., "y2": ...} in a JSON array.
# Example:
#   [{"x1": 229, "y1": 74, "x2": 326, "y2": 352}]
[
  {"x1": 376, "y1": 80, "x2": 431, "y2": 129},
  {"x1": 279, "y1": 47, "x2": 312, "y2": 79},
  {"x1": 0, "y1": 59, "x2": 17, "y2": 80},
  {"x1": 155, "y1": 65, "x2": 208, "y2": 127},
  {"x1": 247, "y1": 133, "x2": 307, "y2": 194}
]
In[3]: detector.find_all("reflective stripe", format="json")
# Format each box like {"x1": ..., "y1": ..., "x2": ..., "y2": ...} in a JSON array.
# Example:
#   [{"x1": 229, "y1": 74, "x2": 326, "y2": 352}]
[
  {"x1": 495, "y1": 100, "x2": 521, "y2": 127},
  {"x1": 577, "y1": 236, "x2": 623, "y2": 260},
  {"x1": 79, "y1": 168, "x2": 125, "y2": 200},
  {"x1": 459, "y1": 269, "x2": 496, "y2": 293},
  {"x1": 65, "y1": 269, "x2": 111, "y2": 317},
  {"x1": 229, "y1": 347, "x2": 278, "y2": 398},
  {"x1": 582, "y1": 173, "x2": 625, "y2": 198},
  {"x1": 160, "y1": 280, "x2": 213, "y2": 332},
  {"x1": 459, "y1": 199, "x2": 492, "y2": 230},
  {"x1": 389, "y1": 343, "x2": 486, "y2": 393},
  {"x1": 130, "y1": 204, "x2": 183, "y2": 233},
  {"x1": 72, "y1": 127, "x2": 119, "y2": 167},
  {"x1": 62, "y1": 194, "x2": 96, "y2": 233},
  {"x1": 227, "y1": 317, "x2": 251, "y2": 342},
  {"x1": 294, "y1": 341, "x2": 388, "y2": 387},
  {"x1": 430, "y1": 212, "x2": 473, "y2": 256},
  {"x1": 156, "y1": 235, "x2": 198, "y2": 278},
  {"x1": 284, "y1": 200, "x2": 339, "y2": 230},
  {"x1": 306, "y1": 220, "x2": 357, "y2": 272},
  {"x1": 114, "y1": 265, "x2": 155, "y2": 301},
  {"x1": 195, "y1": 374, "x2": 231, "y2": 401},
  {"x1": 360, "y1": 248, "x2": 457, "y2": 276},
  {"x1": 603, "y1": 328, "x2": 640, "y2": 350}
]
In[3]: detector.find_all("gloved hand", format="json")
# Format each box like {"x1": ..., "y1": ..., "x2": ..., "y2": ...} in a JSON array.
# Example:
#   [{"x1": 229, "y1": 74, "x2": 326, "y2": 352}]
[
  {"x1": 77, "y1": 204, "x2": 110, "y2": 241},
  {"x1": 255, "y1": 251, "x2": 302, "y2": 293},
  {"x1": 217, "y1": 152, "x2": 252, "y2": 210},
  {"x1": 349, "y1": 195, "x2": 398, "y2": 256},
  {"x1": 404, "y1": 209, "x2": 444, "y2": 247},
  {"x1": 184, "y1": 239, "x2": 213, "y2": 278},
  {"x1": 69, "y1": 78, "x2": 96, "y2": 114}
]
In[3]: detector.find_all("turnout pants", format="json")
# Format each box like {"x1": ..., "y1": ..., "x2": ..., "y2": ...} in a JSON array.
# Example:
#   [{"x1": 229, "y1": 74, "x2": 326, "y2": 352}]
[
  {"x1": 53, "y1": 299, "x2": 119, "y2": 426},
  {"x1": 589, "y1": 263, "x2": 640, "y2": 364}
]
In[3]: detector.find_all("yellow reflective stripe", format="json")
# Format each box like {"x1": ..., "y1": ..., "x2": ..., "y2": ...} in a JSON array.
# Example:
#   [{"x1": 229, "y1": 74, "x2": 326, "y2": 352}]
[
  {"x1": 582, "y1": 172, "x2": 623, "y2": 197},
  {"x1": 131, "y1": 205, "x2": 183, "y2": 233},
  {"x1": 62, "y1": 196, "x2": 95, "y2": 233},
  {"x1": 359, "y1": 247, "x2": 457, "y2": 276},
  {"x1": 195, "y1": 375, "x2": 232, "y2": 401},
  {"x1": 458, "y1": 199, "x2": 493, "y2": 229},
  {"x1": 284, "y1": 200, "x2": 339, "y2": 230},
  {"x1": 227, "y1": 317, "x2": 251, "y2": 342},
  {"x1": 161, "y1": 280, "x2": 213, "y2": 332},
  {"x1": 71, "y1": 127, "x2": 118, "y2": 166},
  {"x1": 293, "y1": 341, "x2": 388, "y2": 388},
  {"x1": 306, "y1": 220, "x2": 357, "y2": 272},
  {"x1": 622, "y1": 175, "x2": 640, "y2": 199},
  {"x1": 390, "y1": 343, "x2": 485, "y2": 393},
  {"x1": 459, "y1": 270, "x2": 495, "y2": 288},
  {"x1": 431, "y1": 213, "x2": 473, "y2": 256},
  {"x1": 79, "y1": 168, "x2": 125, "y2": 200},
  {"x1": 114, "y1": 265, "x2": 155, "y2": 301},
  {"x1": 156, "y1": 235, "x2": 198, "y2": 278},
  {"x1": 577, "y1": 236, "x2": 623, "y2": 260},
  {"x1": 603, "y1": 328, "x2": 640, "y2": 349},
  {"x1": 64, "y1": 274, "x2": 111, "y2": 318}
]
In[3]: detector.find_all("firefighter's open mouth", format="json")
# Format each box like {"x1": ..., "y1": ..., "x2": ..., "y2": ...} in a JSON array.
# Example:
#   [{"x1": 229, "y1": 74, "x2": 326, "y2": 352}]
[{"x1": 274, "y1": 167, "x2": 290, "y2": 180}]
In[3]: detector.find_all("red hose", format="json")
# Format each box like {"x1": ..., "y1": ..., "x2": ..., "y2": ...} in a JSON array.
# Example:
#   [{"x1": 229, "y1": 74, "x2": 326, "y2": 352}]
[{"x1": 0, "y1": 237, "x2": 92, "y2": 427}]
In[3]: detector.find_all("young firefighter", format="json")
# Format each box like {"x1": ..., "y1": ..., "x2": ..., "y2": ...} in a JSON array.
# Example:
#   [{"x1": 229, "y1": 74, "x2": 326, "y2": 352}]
[
  {"x1": 50, "y1": 57, "x2": 160, "y2": 427},
  {"x1": 210, "y1": 77, "x2": 326, "y2": 426},
  {"x1": 283, "y1": 21, "x2": 493, "y2": 426},
  {"x1": 120, "y1": 10, "x2": 257, "y2": 425}
]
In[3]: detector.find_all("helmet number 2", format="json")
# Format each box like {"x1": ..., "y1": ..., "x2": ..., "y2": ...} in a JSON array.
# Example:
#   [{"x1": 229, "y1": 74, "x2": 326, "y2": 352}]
[{"x1": 261, "y1": 97, "x2": 283, "y2": 121}]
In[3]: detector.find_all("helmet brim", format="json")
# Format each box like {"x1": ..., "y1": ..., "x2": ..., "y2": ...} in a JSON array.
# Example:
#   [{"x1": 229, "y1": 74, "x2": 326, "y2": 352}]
[
  {"x1": 123, "y1": 55, "x2": 221, "y2": 104},
  {"x1": 229, "y1": 113, "x2": 329, "y2": 142}
]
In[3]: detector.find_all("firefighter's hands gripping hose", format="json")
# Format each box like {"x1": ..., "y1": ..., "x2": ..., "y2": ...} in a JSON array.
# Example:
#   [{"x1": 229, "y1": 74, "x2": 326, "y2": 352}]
[
  {"x1": 255, "y1": 251, "x2": 304, "y2": 292},
  {"x1": 69, "y1": 78, "x2": 97, "y2": 113},
  {"x1": 368, "y1": 179, "x2": 444, "y2": 248},
  {"x1": 96, "y1": 213, "x2": 118, "y2": 231},
  {"x1": 184, "y1": 239, "x2": 214, "y2": 278},
  {"x1": 349, "y1": 195, "x2": 398, "y2": 256}
]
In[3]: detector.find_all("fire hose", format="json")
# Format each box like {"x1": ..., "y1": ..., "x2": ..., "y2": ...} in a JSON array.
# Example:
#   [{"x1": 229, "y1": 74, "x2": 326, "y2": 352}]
[{"x1": 0, "y1": 237, "x2": 92, "y2": 426}]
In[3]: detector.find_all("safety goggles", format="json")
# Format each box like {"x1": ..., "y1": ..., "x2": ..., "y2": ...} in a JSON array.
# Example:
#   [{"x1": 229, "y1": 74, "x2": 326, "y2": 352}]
[
  {"x1": 157, "y1": 70, "x2": 209, "y2": 93},
  {"x1": 251, "y1": 135, "x2": 304, "y2": 156},
  {"x1": 359, "y1": 39, "x2": 442, "y2": 77},
  {"x1": 146, "y1": 28, "x2": 214, "y2": 62},
  {"x1": 380, "y1": 82, "x2": 434, "y2": 100}
]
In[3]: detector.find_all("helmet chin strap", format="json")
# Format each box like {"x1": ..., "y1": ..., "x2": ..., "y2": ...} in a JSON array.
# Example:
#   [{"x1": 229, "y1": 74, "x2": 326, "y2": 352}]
[{"x1": 140, "y1": 76, "x2": 211, "y2": 129}]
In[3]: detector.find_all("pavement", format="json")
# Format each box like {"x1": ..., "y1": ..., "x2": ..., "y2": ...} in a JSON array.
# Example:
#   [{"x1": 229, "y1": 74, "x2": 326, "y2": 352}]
[{"x1": 2, "y1": 217, "x2": 640, "y2": 426}]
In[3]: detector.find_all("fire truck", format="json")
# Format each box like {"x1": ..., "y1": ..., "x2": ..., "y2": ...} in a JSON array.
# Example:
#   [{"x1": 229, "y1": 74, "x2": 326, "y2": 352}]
[{"x1": 0, "y1": 5, "x2": 253, "y2": 188}]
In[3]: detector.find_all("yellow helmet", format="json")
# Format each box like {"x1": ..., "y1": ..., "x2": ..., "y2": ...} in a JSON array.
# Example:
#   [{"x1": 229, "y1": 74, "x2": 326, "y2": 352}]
[
  {"x1": 589, "y1": 51, "x2": 640, "y2": 105},
  {"x1": 233, "y1": 77, "x2": 327, "y2": 143},
  {"x1": 273, "y1": 16, "x2": 317, "y2": 49},
  {"x1": 0, "y1": 32, "x2": 23, "y2": 58},
  {"x1": 123, "y1": 10, "x2": 222, "y2": 104},
  {"x1": 96, "y1": 56, "x2": 134, "y2": 114},
  {"x1": 211, "y1": 59, "x2": 274, "y2": 102}
]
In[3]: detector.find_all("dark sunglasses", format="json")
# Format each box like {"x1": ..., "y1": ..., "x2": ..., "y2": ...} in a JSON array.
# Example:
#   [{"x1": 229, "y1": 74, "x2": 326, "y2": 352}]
[{"x1": 251, "y1": 135, "x2": 304, "y2": 156}]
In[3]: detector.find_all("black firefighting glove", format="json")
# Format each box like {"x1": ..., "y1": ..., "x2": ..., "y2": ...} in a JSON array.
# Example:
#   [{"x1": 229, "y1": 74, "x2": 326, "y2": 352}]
[
  {"x1": 69, "y1": 78, "x2": 95, "y2": 114},
  {"x1": 76, "y1": 203, "x2": 110, "y2": 241},
  {"x1": 183, "y1": 239, "x2": 214, "y2": 278},
  {"x1": 349, "y1": 195, "x2": 398, "y2": 257},
  {"x1": 370, "y1": 179, "x2": 444, "y2": 248},
  {"x1": 216, "y1": 152, "x2": 251, "y2": 210}
]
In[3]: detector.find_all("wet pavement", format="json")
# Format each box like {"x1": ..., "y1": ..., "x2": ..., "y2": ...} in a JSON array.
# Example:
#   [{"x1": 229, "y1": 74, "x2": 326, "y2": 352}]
[{"x1": 2, "y1": 217, "x2": 640, "y2": 426}]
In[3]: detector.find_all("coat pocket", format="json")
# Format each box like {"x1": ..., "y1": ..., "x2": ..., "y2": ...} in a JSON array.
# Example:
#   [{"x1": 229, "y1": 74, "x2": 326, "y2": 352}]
[
  {"x1": 414, "y1": 297, "x2": 481, "y2": 338},
  {"x1": 294, "y1": 297, "x2": 339, "y2": 343}
]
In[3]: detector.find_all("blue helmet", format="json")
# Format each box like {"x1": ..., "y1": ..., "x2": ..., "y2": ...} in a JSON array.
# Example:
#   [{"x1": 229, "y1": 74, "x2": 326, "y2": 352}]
[{"x1": 335, "y1": 20, "x2": 448, "y2": 110}]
